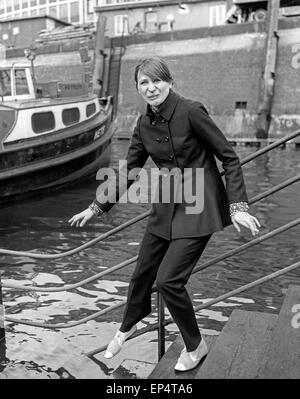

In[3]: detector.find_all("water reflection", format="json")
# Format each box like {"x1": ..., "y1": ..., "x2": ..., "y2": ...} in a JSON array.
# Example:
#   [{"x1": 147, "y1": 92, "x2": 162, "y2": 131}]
[{"x1": 0, "y1": 140, "x2": 299, "y2": 378}]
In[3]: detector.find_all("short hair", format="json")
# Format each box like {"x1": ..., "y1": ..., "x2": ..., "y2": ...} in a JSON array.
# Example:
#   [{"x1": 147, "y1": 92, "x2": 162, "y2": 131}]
[{"x1": 134, "y1": 57, "x2": 173, "y2": 86}]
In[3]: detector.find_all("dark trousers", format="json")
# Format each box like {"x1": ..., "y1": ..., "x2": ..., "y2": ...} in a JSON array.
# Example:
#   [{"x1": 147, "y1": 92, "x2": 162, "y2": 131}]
[{"x1": 120, "y1": 231, "x2": 212, "y2": 352}]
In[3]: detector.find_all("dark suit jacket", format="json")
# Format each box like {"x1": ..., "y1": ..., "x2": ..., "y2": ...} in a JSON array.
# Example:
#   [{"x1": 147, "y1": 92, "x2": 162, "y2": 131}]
[{"x1": 94, "y1": 90, "x2": 248, "y2": 239}]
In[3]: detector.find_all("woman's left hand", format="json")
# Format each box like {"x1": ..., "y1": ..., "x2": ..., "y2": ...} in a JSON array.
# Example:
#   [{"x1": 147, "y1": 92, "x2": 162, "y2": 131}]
[{"x1": 231, "y1": 212, "x2": 261, "y2": 236}]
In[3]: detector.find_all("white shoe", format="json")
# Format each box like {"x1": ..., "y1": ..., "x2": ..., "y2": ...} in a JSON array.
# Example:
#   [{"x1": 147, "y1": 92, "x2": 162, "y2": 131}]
[
  {"x1": 174, "y1": 338, "x2": 208, "y2": 371},
  {"x1": 104, "y1": 325, "x2": 137, "y2": 359}
]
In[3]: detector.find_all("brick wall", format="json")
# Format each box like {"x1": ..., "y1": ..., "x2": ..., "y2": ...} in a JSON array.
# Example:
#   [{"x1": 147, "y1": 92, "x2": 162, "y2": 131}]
[
  {"x1": 117, "y1": 32, "x2": 266, "y2": 138},
  {"x1": 269, "y1": 27, "x2": 300, "y2": 138},
  {"x1": 2, "y1": 19, "x2": 300, "y2": 140},
  {"x1": 117, "y1": 26, "x2": 300, "y2": 139}
]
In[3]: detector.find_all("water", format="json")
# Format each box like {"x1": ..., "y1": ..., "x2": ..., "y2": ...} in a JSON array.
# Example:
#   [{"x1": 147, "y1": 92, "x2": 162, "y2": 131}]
[{"x1": 0, "y1": 138, "x2": 299, "y2": 379}]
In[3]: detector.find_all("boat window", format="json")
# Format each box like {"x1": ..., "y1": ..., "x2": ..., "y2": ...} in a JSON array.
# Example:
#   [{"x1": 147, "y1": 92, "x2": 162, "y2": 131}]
[
  {"x1": 0, "y1": 109, "x2": 15, "y2": 136},
  {"x1": 32, "y1": 112, "x2": 55, "y2": 134},
  {"x1": 86, "y1": 102, "x2": 96, "y2": 117},
  {"x1": 0, "y1": 69, "x2": 12, "y2": 97},
  {"x1": 62, "y1": 107, "x2": 80, "y2": 126},
  {"x1": 15, "y1": 69, "x2": 30, "y2": 95}
]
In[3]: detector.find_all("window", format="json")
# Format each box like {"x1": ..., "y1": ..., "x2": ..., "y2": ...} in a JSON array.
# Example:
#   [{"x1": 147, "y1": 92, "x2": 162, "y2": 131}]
[
  {"x1": 32, "y1": 112, "x2": 55, "y2": 133},
  {"x1": 14, "y1": 0, "x2": 20, "y2": 11},
  {"x1": 145, "y1": 11, "x2": 158, "y2": 32},
  {"x1": 39, "y1": 8, "x2": 47, "y2": 15},
  {"x1": 15, "y1": 69, "x2": 29, "y2": 95},
  {"x1": 235, "y1": 101, "x2": 247, "y2": 109},
  {"x1": 87, "y1": 0, "x2": 95, "y2": 14},
  {"x1": 114, "y1": 15, "x2": 129, "y2": 36},
  {"x1": 62, "y1": 108, "x2": 80, "y2": 126},
  {"x1": 86, "y1": 102, "x2": 96, "y2": 117},
  {"x1": 30, "y1": 0, "x2": 37, "y2": 6},
  {"x1": 0, "y1": 110, "x2": 16, "y2": 136},
  {"x1": 209, "y1": 5, "x2": 226, "y2": 27},
  {"x1": 40, "y1": 0, "x2": 47, "y2": 4},
  {"x1": 7, "y1": 0, "x2": 13, "y2": 13},
  {"x1": 21, "y1": 1, "x2": 29, "y2": 8},
  {"x1": 70, "y1": 1, "x2": 80, "y2": 23},
  {"x1": 0, "y1": 69, "x2": 12, "y2": 97},
  {"x1": 59, "y1": 4, "x2": 68, "y2": 22},
  {"x1": 49, "y1": 6, "x2": 57, "y2": 18}
]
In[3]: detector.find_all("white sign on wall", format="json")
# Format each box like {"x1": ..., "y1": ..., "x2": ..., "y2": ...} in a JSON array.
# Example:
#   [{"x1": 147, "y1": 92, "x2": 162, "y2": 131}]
[{"x1": 291, "y1": 44, "x2": 300, "y2": 69}]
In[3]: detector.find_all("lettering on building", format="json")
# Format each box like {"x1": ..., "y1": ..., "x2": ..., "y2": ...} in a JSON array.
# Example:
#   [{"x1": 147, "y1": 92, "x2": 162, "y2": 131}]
[{"x1": 291, "y1": 44, "x2": 300, "y2": 69}]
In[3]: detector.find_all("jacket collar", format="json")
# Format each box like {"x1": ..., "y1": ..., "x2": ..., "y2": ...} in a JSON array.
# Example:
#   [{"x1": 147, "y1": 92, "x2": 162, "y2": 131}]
[{"x1": 146, "y1": 89, "x2": 179, "y2": 121}]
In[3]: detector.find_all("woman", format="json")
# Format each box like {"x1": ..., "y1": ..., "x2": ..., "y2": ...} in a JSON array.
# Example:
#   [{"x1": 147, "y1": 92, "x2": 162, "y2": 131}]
[{"x1": 69, "y1": 57, "x2": 260, "y2": 372}]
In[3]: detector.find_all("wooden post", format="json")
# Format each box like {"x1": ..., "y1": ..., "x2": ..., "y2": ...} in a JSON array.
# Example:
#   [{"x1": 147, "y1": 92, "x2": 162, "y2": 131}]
[
  {"x1": 92, "y1": 15, "x2": 107, "y2": 97},
  {"x1": 0, "y1": 271, "x2": 6, "y2": 361},
  {"x1": 255, "y1": 0, "x2": 280, "y2": 139}
]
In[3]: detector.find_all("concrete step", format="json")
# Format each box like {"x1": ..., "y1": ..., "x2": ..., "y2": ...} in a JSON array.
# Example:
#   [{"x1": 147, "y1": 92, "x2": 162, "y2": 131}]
[
  {"x1": 258, "y1": 285, "x2": 300, "y2": 379},
  {"x1": 195, "y1": 310, "x2": 277, "y2": 379},
  {"x1": 149, "y1": 285, "x2": 300, "y2": 379},
  {"x1": 148, "y1": 334, "x2": 218, "y2": 379}
]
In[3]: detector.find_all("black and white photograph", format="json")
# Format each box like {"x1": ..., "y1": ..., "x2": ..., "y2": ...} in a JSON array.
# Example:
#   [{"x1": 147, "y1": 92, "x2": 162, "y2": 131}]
[{"x1": 0, "y1": 0, "x2": 299, "y2": 385}]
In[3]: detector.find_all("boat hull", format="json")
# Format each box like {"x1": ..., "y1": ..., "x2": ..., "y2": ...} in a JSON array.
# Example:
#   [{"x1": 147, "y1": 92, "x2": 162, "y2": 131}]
[{"x1": 0, "y1": 109, "x2": 115, "y2": 204}]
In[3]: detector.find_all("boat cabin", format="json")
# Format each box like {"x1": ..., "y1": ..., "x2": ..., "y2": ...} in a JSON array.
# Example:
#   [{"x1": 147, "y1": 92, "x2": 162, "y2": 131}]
[{"x1": 0, "y1": 65, "x2": 35, "y2": 101}]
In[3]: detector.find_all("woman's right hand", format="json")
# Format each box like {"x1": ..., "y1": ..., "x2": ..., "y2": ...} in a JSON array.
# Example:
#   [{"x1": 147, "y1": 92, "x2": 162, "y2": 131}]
[{"x1": 68, "y1": 208, "x2": 94, "y2": 228}]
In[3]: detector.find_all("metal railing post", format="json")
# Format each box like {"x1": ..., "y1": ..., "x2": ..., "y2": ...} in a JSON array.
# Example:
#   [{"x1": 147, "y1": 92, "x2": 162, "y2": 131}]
[
  {"x1": 0, "y1": 271, "x2": 6, "y2": 359},
  {"x1": 157, "y1": 291, "x2": 165, "y2": 360}
]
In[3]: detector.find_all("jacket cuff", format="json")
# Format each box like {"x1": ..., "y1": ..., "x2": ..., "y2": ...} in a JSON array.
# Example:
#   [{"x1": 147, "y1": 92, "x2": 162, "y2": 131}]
[
  {"x1": 229, "y1": 202, "x2": 249, "y2": 217},
  {"x1": 89, "y1": 202, "x2": 104, "y2": 217}
]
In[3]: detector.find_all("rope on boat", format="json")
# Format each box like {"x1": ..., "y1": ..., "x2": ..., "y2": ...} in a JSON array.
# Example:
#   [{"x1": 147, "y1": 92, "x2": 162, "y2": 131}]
[
  {"x1": 0, "y1": 129, "x2": 299, "y2": 260},
  {"x1": 3, "y1": 218, "x2": 299, "y2": 328}
]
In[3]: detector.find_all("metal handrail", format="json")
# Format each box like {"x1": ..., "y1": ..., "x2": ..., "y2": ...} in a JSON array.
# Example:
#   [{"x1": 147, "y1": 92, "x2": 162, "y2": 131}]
[
  {"x1": 3, "y1": 218, "x2": 299, "y2": 327},
  {"x1": 85, "y1": 259, "x2": 300, "y2": 357},
  {"x1": 0, "y1": 129, "x2": 299, "y2": 260},
  {"x1": 2, "y1": 176, "x2": 299, "y2": 291},
  {"x1": 0, "y1": 129, "x2": 299, "y2": 360}
]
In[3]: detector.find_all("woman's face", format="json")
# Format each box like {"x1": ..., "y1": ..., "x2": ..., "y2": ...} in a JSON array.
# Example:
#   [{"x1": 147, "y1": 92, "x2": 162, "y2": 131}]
[{"x1": 137, "y1": 72, "x2": 172, "y2": 107}]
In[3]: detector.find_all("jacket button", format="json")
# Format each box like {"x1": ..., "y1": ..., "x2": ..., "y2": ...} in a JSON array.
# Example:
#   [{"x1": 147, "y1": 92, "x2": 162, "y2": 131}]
[
  {"x1": 151, "y1": 121, "x2": 156, "y2": 126},
  {"x1": 164, "y1": 136, "x2": 169, "y2": 142},
  {"x1": 168, "y1": 155, "x2": 174, "y2": 161},
  {"x1": 156, "y1": 138, "x2": 162, "y2": 143}
]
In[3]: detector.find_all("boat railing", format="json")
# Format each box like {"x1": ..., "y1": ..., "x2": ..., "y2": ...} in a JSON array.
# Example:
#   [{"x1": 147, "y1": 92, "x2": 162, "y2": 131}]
[
  {"x1": 0, "y1": 128, "x2": 299, "y2": 361},
  {"x1": 99, "y1": 95, "x2": 113, "y2": 114}
]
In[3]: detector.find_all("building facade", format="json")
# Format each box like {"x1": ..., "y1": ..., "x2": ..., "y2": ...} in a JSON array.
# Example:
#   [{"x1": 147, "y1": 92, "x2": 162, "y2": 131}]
[
  {"x1": 0, "y1": 0, "x2": 95, "y2": 24},
  {"x1": 0, "y1": 15, "x2": 69, "y2": 48},
  {"x1": 95, "y1": 0, "x2": 229, "y2": 37},
  {"x1": 0, "y1": 1, "x2": 229, "y2": 28}
]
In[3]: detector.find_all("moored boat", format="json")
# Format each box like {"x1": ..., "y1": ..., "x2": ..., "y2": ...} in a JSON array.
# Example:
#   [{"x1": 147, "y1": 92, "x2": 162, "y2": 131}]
[{"x1": 0, "y1": 63, "x2": 115, "y2": 204}]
